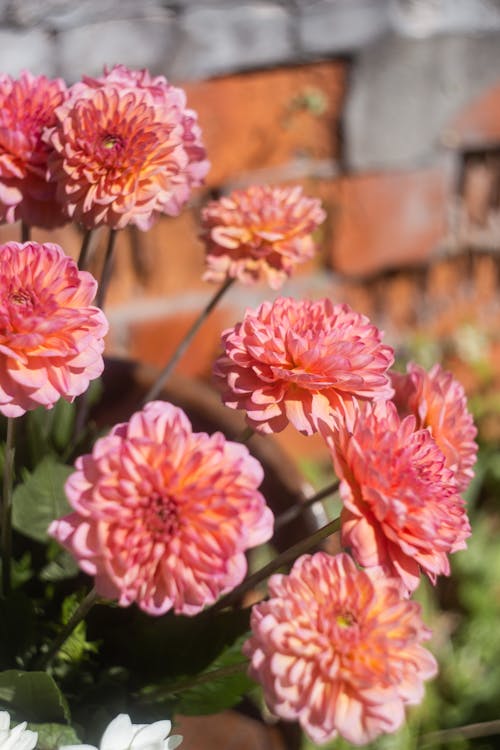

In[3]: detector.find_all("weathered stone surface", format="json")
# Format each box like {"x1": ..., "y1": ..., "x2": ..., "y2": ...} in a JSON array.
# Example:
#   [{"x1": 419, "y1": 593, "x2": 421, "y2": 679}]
[
  {"x1": 390, "y1": 0, "x2": 500, "y2": 37},
  {"x1": 6, "y1": 0, "x2": 166, "y2": 29},
  {"x1": 0, "y1": 28, "x2": 55, "y2": 76},
  {"x1": 57, "y1": 14, "x2": 176, "y2": 82},
  {"x1": 167, "y1": 3, "x2": 292, "y2": 80},
  {"x1": 345, "y1": 31, "x2": 500, "y2": 170},
  {"x1": 297, "y1": 0, "x2": 391, "y2": 55}
]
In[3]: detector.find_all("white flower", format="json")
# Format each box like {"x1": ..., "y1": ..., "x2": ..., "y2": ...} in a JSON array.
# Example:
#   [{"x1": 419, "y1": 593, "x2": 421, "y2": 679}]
[
  {"x1": 60, "y1": 714, "x2": 182, "y2": 750},
  {"x1": 0, "y1": 711, "x2": 37, "y2": 750}
]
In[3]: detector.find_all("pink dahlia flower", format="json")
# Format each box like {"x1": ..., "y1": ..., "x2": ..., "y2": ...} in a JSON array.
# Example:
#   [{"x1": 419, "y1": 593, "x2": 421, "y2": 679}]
[
  {"x1": 391, "y1": 362, "x2": 478, "y2": 492},
  {"x1": 244, "y1": 552, "x2": 437, "y2": 746},
  {"x1": 329, "y1": 401, "x2": 471, "y2": 594},
  {"x1": 201, "y1": 185, "x2": 326, "y2": 289},
  {"x1": 49, "y1": 401, "x2": 273, "y2": 616},
  {"x1": 213, "y1": 297, "x2": 394, "y2": 435},
  {"x1": 0, "y1": 70, "x2": 68, "y2": 228},
  {"x1": 44, "y1": 65, "x2": 209, "y2": 230},
  {"x1": 0, "y1": 242, "x2": 108, "y2": 418}
]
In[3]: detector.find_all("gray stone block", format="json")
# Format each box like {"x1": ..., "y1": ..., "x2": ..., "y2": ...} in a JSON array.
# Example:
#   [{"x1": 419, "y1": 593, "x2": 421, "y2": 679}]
[
  {"x1": 57, "y1": 15, "x2": 176, "y2": 83},
  {"x1": 345, "y1": 31, "x2": 500, "y2": 171},
  {"x1": 0, "y1": 28, "x2": 55, "y2": 76},
  {"x1": 167, "y1": 3, "x2": 292, "y2": 80},
  {"x1": 390, "y1": 0, "x2": 500, "y2": 38},
  {"x1": 297, "y1": 0, "x2": 391, "y2": 55},
  {"x1": 6, "y1": 0, "x2": 166, "y2": 30}
]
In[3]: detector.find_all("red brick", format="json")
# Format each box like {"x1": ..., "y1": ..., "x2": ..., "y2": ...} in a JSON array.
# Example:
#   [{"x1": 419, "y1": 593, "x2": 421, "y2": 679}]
[
  {"x1": 125, "y1": 303, "x2": 237, "y2": 380},
  {"x1": 445, "y1": 82, "x2": 500, "y2": 148},
  {"x1": 182, "y1": 61, "x2": 347, "y2": 187},
  {"x1": 326, "y1": 168, "x2": 450, "y2": 276}
]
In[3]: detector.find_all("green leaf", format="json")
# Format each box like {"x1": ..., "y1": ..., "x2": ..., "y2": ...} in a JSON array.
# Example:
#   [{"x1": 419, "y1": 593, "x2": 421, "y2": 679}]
[
  {"x1": 39, "y1": 549, "x2": 79, "y2": 583},
  {"x1": 0, "y1": 670, "x2": 70, "y2": 722},
  {"x1": 28, "y1": 723, "x2": 80, "y2": 750},
  {"x1": 141, "y1": 634, "x2": 255, "y2": 716},
  {"x1": 50, "y1": 399, "x2": 76, "y2": 454},
  {"x1": 12, "y1": 457, "x2": 73, "y2": 543},
  {"x1": 57, "y1": 593, "x2": 98, "y2": 663}
]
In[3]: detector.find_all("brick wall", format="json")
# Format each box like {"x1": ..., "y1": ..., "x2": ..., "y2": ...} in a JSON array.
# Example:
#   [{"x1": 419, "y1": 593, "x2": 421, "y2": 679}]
[{"x1": 2, "y1": 0, "x2": 500, "y2": 458}]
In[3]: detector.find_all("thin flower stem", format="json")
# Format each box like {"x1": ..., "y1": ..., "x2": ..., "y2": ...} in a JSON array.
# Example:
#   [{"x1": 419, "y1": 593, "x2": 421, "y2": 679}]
[
  {"x1": 274, "y1": 479, "x2": 340, "y2": 530},
  {"x1": 420, "y1": 719, "x2": 500, "y2": 747},
  {"x1": 21, "y1": 222, "x2": 30, "y2": 243},
  {"x1": 142, "y1": 277, "x2": 236, "y2": 405},
  {"x1": 235, "y1": 425, "x2": 255, "y2": 443},
  {"x1": 141, "y1": 660, "x2": 249, "y2": 702},
  {"x1": 77, "y1": 229, "x2": 94, "y2": 270},
  {"x1": 95, "y1": 228, "x2": 118, "y2": 311},
  {"x1": 212, "y1": 515, "x2": 341, "y2": 612},
  {"x1": 35, "y1": 586, "x2": 99, "y2": 670},
  {"x1": 1, "y1": 418, "x2": 15, "y2": 597}
]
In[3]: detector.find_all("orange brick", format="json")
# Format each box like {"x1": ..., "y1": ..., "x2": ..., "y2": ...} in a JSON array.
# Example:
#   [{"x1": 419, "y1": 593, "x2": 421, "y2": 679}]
[
  {"x1": 326, "y1": 168, "x2": 450, "y2": 276},
  {"x1": 445, "y1": 82, "x2": 500, "y2": 148},
  {"x1": 125, "y1": 304, "x2": 237, "y2": 380},
  {"x1": 182, "y1": 61, "x2": 347, "y2": 187}
]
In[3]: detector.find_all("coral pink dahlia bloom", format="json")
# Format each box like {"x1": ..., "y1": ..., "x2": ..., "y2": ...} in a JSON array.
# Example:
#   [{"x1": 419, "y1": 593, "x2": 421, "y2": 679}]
[
  {"x1": 244, "y1": 552, "x2": 437, "y2": 746},
  {"x1": 391, "y1": 362, "x2": 478, "y2": 493},
  {"x1": 0, "y1": 242, "x2": 108, "y2": 418},
  {"x1": 213, "y1": 297, "x2": 394, "y2": 435},
  {"x1": 44, "y1": 66, "x2": 208, "y2": 230},
  {"x1": 0, "y1": 70, "x2": 68, "y2": 228},
  {"x1": 201, "y1": 185, "x2": 326, "y2": 289},
  {"x1": 49, "y1": 401, "x2": 273, "y2": 616},
  {"x1": 329, "y1": 401, "x2": 471, "y2": 594}
]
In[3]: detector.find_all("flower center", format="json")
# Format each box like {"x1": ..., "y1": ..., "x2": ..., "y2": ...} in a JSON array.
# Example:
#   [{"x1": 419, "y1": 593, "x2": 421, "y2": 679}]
[
  {"x1": 101, "y1": 133, "x2": 125, "y2": 152},
  {"x1": 9, "y1": 288, "x2": 36, "y2": 310},
  {"x1": 146, "y1": 494, "x2": 179, "y2": 539},
  {"x1": 336, "y1": 612, "x2": 356, "y2": 628}
]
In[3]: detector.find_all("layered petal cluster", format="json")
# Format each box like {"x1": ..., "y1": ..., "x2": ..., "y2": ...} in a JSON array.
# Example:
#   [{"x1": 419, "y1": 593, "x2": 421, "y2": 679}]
[
  {"x1": 0, "y1": 70, "x2": 68, "y2": 227},
  {"x1": 244, "y1": 552, "x2": 437, "y2": 746},
  {"x1": 45, "y1": 65, "x2": 209, "y2": 230},
  {"x1": 213, "y1": 297, "x2": 394, "y2": 435},
  {"x1": 0, "y1": 711, "x2": 37, "y2": 750},
  {"x1": 329, "y1": 401, "x2": 471, "y2": 594},
  {"x1": 391, "y1": 362, "x2": 478, "y2": 492},
  {"x1": 49, "y1": 401, "x2": 273, "y2": 616},
  {"x1": 201, "y1": 185, "x2": 326, "y2": 288},
  {"x1": 61, "y1": 713, "x2": 182, "y2": 750},
  {"x1": 0, "y1": 242, "x2": 108, "y2": 417}
]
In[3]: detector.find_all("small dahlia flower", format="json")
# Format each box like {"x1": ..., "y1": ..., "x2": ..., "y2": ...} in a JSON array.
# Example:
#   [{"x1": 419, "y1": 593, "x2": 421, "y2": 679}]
[
  {"x1": 213, "y1": 297, "x2": 394, "y2": 435},
  {"x1": 329, "y1": 401, "x2": 471, "y2": 594},
  {"x1": 49, "y1": 401, "x2": 273, "y2": 616},
  {"x1": 201, "y1": 185, "x2": 326, "y2": 288},
  {"x1": 391, "y1": 362, "x2": 478, "y2": 492},
  {"x1": 44, "y1": 65, "x2": 209, "y2": 230},
  {"x1": 60, "y1": 713, "x2": 182, "y2": 750},
  {"x1": 244, "y1": 552, "x2": 437, "y2": 746},
  {"x1": 0, "y1": 70, "x2": 68, "y2": 228},
  {"x1": 0, "y1": 711, "x2": 37, "y2": 750},
  {"x1": 0, "y1": 242, "x2": 108, "y2": 418}
]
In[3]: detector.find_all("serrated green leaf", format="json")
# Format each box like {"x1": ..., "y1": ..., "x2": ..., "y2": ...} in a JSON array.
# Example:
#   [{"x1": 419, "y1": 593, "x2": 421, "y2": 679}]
[
  {"x1": 39, "y1": 550, "x2": 79, "y2": 583},
  {"x1": 50, "y1": 399, "x2": 76, "y2": 454},
  {"x1": 57, "y1": 593, "x2": 98, "y2": 663},
  {"x1": 0, "y1": 670, "x2": 70, "y2": 722},
  {"x1": 28, "y1": 723, "x2": 80, "y2": 750},
  {"x1": 12, "y1": 457, "x2": 73, "y2": 543}
]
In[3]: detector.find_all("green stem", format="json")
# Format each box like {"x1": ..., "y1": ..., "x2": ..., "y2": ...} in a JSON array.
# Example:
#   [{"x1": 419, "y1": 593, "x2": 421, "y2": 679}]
[
  {"x1": 142, "y1": 277, "x2": 236, "y2": 405},
  {"x1": 35, "y1": 587, "x2": 99, "y2": 670},
  {"x1": 95, "y1": 228, "x2": 118, "y2": 311},
  {"x1": 274, "y1": 479, "x2": 340, "y2": 530},
  {"x1": 141, "y1": 660, "x2": 249, "y2": 702},
  {"x1": 235, "y1": 425, "x2": 255, "y2": 443},
  {"x1": 77, "y1": 229, "x2": 94, "y2": 270},
  {"x1": 1, "y1": 418, "x2": 15, "y2": 597},
  {"x1": 212, "y1": 515, "x2": 341, "y2": 612},
  {"x1": 21, "y1": 222, "x2": 30, "y2": 243},
  {"x1": 421, "y1": 719, "x2": 500, "y2": 747}
]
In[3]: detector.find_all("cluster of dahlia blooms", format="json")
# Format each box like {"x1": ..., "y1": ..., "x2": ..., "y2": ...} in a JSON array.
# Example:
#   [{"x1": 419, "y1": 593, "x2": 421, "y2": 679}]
[
  {"x1": 0, "y1": 64, "x2": 479, "y2": 749},
  {"x1": 0, "y1": 65, "x2": 208, "y2": 231}
]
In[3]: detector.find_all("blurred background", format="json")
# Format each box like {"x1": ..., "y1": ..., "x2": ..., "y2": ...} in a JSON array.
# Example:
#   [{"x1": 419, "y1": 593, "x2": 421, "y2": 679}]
[{"x1": 2, "y1": 0, "x2": 500, "y2": 747}]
